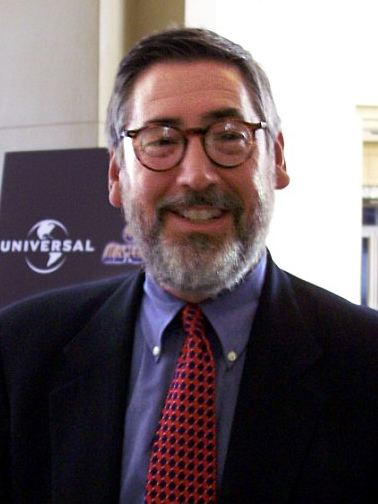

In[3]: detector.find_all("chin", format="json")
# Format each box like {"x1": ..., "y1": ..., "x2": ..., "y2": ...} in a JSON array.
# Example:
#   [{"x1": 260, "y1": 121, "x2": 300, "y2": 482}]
[{"x1": 143, "y1": 231, "x2": 265, "y2": 299}]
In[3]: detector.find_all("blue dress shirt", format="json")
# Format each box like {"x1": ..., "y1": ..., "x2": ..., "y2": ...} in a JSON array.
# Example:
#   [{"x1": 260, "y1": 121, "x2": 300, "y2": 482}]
[{"x1": 119, "y1": 252, "x2": 267, "y2": 503}]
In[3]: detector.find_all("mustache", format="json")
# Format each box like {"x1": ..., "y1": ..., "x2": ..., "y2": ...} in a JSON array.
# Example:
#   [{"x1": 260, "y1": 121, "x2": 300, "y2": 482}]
[{"x1": 156, "y1": 188, "x2": 244, "y2": 214}]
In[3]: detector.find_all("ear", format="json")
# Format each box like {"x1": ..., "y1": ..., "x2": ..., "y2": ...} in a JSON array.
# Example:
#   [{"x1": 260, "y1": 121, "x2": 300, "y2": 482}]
[
  {"x1": 274, "y1": 132, "x2": 290, "y2": 190},
  {"x1": 108, "y1": 150, "x2": 123, "y2": 208}
]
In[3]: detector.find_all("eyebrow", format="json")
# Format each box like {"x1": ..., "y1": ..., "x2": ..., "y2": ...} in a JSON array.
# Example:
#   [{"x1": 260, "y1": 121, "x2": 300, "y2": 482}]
[
  {"x1": 201, "y1": 108, "x2": 245, "y2": 122},
  {"x1": 143, "y1": 108, "x2": 245, "y2": 128}
]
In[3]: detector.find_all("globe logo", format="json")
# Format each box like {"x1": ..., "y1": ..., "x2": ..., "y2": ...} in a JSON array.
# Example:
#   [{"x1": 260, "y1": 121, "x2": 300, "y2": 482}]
[{"x1": 25, "y1": 219, "x2": 69, "y2": 274}]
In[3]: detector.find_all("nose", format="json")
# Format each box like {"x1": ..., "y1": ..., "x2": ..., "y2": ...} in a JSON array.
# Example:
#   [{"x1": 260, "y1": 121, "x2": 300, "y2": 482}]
[{"x1": 175, "y1": 136, "x2": 220, "y2": 190}]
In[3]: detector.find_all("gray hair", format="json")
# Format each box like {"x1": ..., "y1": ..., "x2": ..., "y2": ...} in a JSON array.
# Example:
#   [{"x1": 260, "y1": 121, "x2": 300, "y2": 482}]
[{"x1": 106, "y1": 27, "x2": 281, "y2": 158}]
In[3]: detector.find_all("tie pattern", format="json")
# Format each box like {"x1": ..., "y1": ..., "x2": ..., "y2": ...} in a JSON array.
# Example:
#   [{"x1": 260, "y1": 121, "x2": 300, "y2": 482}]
[{"x1": 144, "y1": 303, "x2": 217, "y2": 503}]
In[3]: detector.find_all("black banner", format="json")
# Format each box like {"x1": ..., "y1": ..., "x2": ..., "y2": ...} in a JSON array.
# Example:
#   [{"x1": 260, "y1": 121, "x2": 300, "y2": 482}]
[{"x1": 0, "y1": 148, "x2": 142, "y2": 309}]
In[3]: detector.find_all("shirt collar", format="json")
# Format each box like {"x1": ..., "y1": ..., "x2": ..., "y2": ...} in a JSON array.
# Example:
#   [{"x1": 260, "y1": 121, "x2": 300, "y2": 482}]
[
  {"x1": 141, "y1": 250, "x2": 267, "y2": 365},
  {"x1": 201, "y1": 251, "x2": 267, "y2": 367}
]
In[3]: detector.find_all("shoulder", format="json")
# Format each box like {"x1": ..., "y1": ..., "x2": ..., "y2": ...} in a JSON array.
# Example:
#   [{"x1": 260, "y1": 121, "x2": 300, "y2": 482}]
[
  {"x1": 264, "y1": 255, "x2": 378, "y2": 360},
  {"x1": 266, "y1": 256, "x2": 378, "y2": 329},
  {"x1": 1, "y1": 267, "x2": 142, "y2": 315},
  {"x1": 279, "y1": 268, "x2": 378, "y2": 381},
  {"x1": 263, "y1": 261, "x2": 378, "y2": 403},
  {"x1": 0, "y1": 267, "x2": 144, "y2": 346},
  {"x1": 286, "y1": 270, "x2": 378, "y2": 330}
]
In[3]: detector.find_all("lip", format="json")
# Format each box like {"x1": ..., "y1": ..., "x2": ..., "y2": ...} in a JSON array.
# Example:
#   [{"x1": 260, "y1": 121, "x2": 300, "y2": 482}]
[
  {"x1": 173, "y1": 205, "x2": 225, "y2": 223},
  {"x1": 164, "y1": 205, "x2": 231, "y2": 233}
]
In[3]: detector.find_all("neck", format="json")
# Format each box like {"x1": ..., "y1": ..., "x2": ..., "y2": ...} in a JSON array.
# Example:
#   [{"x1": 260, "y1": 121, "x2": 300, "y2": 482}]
[{"x1": 160, "y1": 283, "x2": 215, "y2": 303}]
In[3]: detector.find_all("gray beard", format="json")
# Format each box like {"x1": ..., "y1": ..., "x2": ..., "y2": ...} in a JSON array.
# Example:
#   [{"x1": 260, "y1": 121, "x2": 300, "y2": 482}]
[{"x1": 124, "y1": 180, "x2": 274, "y2": 299}]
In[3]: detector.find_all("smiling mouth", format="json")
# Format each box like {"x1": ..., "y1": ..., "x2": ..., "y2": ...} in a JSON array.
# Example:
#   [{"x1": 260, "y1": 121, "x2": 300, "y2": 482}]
[
  {"x1": 174, "y1": 207, "x2": 224, "y2": 222},
  {"x1": 158, "y1": 188, "x2": 243, "y2": 226}
]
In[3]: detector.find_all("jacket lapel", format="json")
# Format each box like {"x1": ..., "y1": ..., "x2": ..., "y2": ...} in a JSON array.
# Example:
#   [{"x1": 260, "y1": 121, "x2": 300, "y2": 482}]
[
  {"x1": 49, "y1": 271, "x2": 144, "y2": 504},
  {"x1": 221, "y1": 258, "x2": 326, "y2": 503}
]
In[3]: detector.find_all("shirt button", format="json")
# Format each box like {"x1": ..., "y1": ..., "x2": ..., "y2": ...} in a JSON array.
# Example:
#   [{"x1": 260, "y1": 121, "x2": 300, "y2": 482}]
[
  {"x1": 152, "y1": 346, "x2": 160, "y2": 357},
  {"x1": 227, "y1": 351, "x2": 238, "y2": 362}
]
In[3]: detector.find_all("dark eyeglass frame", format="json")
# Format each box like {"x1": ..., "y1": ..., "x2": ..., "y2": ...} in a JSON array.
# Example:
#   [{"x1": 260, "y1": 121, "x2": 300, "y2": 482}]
[{"x1": 119, "y1": 119, "x2": 268, "y2": 172}]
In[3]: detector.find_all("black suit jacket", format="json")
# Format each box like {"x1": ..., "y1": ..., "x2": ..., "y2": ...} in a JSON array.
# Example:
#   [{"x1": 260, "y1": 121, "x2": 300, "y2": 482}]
[{"x1": 1, "y1": 256, "x2": 378, "y2": 503}]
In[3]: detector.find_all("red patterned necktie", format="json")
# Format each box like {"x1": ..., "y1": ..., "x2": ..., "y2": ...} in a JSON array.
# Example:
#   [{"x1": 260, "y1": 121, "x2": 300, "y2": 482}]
[{"x1": 144, "y1": 303, "x2": 217, "y2": 503}]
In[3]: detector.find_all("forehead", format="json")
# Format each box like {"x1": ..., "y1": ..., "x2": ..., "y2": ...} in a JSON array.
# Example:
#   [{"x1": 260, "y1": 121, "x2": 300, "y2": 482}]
[{"x1": 127, "y1": 60, "x2": 257, "y2": 126}]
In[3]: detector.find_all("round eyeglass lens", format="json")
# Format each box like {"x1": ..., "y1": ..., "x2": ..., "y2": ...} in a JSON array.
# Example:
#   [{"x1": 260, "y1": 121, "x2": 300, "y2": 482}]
[
  {"x1": 205, "y1": 121, "x2": 253, "y2": 167},
  {"x1": 137, "y1": 126, "x2": 183, "y2": 170}
]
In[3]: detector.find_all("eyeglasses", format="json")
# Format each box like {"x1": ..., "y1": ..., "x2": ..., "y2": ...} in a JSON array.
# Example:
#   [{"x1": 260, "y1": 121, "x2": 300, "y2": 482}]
[{"x1": 119, "y1": 119, "x2": 267, "y2": 172}]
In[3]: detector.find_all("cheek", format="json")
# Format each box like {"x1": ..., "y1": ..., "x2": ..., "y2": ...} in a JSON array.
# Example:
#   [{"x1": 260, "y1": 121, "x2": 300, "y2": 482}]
[
  {"x1": 225, "y1": 168, "x2": 258, "y2": 208},
  {"x1": 249, "y1": 147, "x2": 275, "y2": 195},
  {"x1": 122, "y1": 166, "x2": 172, "y2": 213},
  {"x1": 118, "y1": 168, "x2": 131, "y2": 202},
  {"x1": 123, "y1": 143, "x2": 137, "y2": 187},
  {"x1": 226, "y1": 162, "x2": 274, "y2": 221},
  {"x1": 122, "y1": 146, "x2": 149, "y2": 201}
]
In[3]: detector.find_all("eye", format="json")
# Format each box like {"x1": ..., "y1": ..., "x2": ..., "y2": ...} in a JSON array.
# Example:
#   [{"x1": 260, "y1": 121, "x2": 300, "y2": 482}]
[
  {"x1": 210, "y1": 121, "x2": 251, "y2": 143},
  {"x1": 140, "y1": 127, "x2": 182, "y2": 157},
  {"x1": 214, "y1": 130, "x2": 247, "y2": 142},
  {"x1": 210, "y1": 128, "x2": 249, "y2": 154},
  {"x1": 146, "y1": 137, "x2": 179, "y2": 148}
]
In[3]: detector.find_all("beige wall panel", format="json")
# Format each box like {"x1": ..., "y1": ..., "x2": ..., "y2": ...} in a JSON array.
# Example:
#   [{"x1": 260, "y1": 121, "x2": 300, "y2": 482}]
[
  {"x1": 363, "y1": 143, "x2": 378, "y2": 186},
  {"x1": 0, "y1": 0, "x2": 102, "y2": 190},
  {"x1": 125, "y1": 0, "x2": 185, "y2": 49},
  {"x1": 1, "y1": 0, "x2": 100, "y2": 129}
]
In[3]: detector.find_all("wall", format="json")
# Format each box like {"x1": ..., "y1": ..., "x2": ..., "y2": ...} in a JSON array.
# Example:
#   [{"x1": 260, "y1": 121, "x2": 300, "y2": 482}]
[
  {"x1": 98, "y1": 0, "x2": 185, "y2": 145},
  {"x1": 186, "y1": 0, "x2": 378, "y2": 302},
  {"x1": 0, "y1": 0, "x2": 185, "y2": 186},
  {"x1": 0, "y1": 0, "x2": 102, "y2": 187},
  {"x1": 124, "y1": 0, "x2": 185, "y2": 49}
]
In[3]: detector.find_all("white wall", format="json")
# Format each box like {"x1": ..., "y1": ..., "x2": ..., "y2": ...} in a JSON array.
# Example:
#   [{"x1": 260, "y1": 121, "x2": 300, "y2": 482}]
[
  {"x1": 0, "y1": 0, "x2": 132, "y2": 197},
  {"x1": 0, "y1": 0, "x2": 102, "y2": 190},
  {"x1": 0, "y1": 0, "x2": 185, "y2": 192},
  {"x1": 187, "y1": 0, "x2": 378, "y2": 302}
]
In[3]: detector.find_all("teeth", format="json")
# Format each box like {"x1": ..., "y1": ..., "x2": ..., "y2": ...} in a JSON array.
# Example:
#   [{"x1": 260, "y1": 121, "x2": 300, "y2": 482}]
[{"x1": 178, "y1": 208, "x2": 223, "y2": 221}]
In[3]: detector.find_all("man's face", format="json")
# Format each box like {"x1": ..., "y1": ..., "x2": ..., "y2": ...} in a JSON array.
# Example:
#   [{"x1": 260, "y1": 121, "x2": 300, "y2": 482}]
[{"x1": 109, "y1": 60, "x2": 289, "y2": 302}]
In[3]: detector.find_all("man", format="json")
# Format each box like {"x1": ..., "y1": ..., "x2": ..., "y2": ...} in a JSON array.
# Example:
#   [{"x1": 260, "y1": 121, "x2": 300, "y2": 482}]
[{"x1": 1, "y1": 27, "x2": 378, "y2": 504}]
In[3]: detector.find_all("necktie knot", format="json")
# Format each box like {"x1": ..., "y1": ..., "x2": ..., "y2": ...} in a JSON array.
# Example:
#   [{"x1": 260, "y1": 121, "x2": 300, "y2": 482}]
[
  {"x1": 182, "y1": 302, "x2": 204, "y2": 330},
  {"x1": 182, "y1": 303, "x2": 207, "y2": 346}
]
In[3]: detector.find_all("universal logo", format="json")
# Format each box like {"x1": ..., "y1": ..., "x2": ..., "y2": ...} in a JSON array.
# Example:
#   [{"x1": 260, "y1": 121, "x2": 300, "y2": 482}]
[{"x1": 0, "y1": 219, "x2": 95, "y2": 274}]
